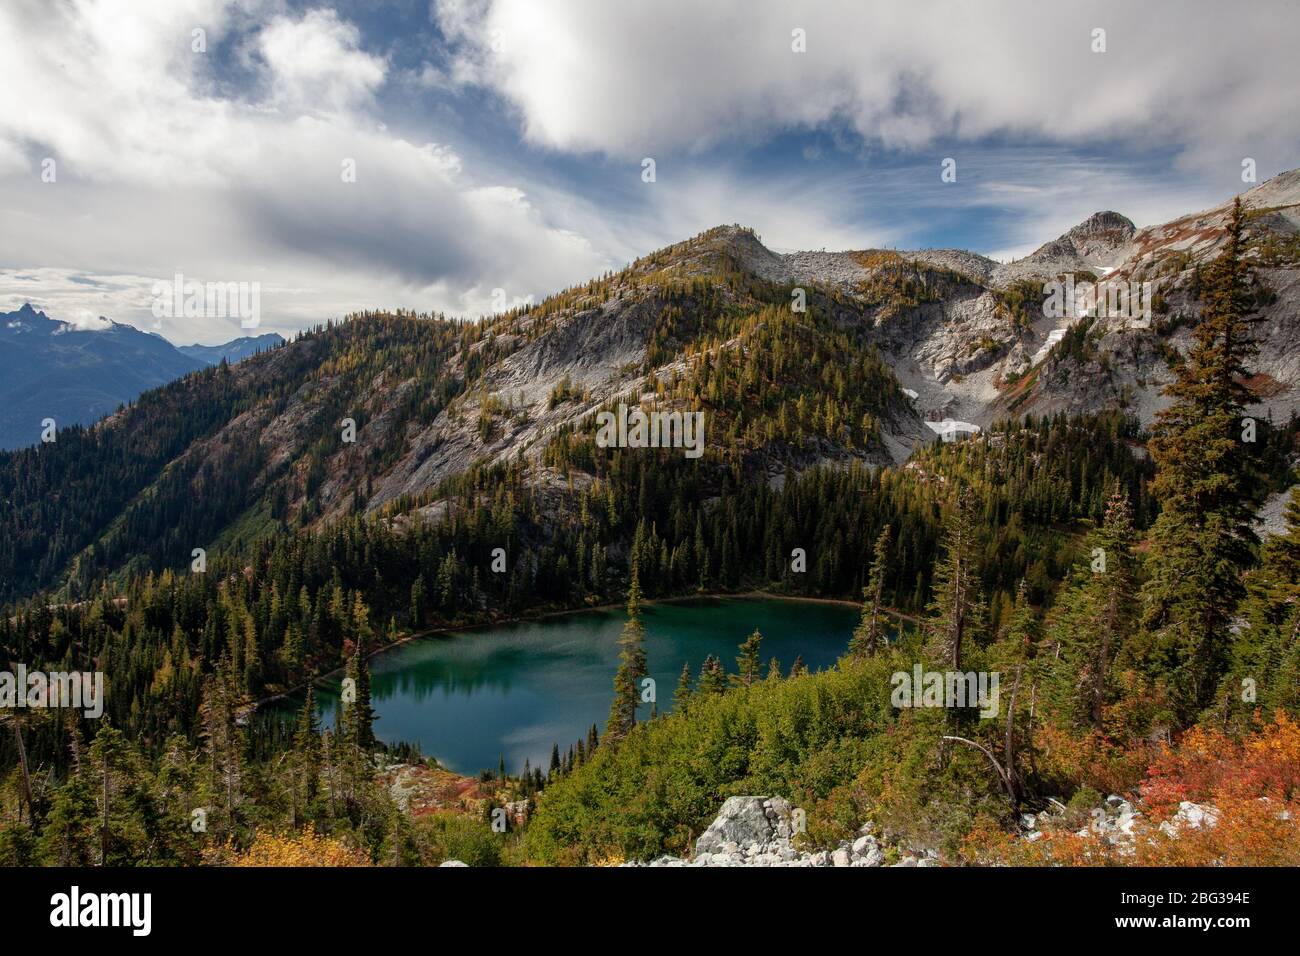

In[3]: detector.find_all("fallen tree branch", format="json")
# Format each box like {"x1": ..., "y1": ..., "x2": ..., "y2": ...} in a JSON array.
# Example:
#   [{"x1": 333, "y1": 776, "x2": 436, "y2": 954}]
[{"x1": 941, "y1": 734, "x2": 1018, "y2": 808}]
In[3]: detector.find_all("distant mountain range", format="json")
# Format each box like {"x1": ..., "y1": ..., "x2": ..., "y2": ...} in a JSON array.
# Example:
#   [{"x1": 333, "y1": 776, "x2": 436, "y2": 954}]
[
  {"x1": 0, "y1": 304, "x2": 282, "y2": 449},
  {"x1": 178, "y1": 333, "x2": 285, "y2": 367}
]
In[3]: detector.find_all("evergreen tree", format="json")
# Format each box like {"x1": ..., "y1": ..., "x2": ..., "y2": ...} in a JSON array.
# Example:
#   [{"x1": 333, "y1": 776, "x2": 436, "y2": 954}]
[
  {"x1": 294, "y1": 686, "x2": 323, "y2": 815},
  {"x1": 343, "y1": 623, "x2": 377, "y2": 785},
  {"x1": 199, "y1": 655, "x2": 243, "y2": 818},
  {"x1": 926, "y1": 486, "x2": 986, "y2": 671},
  {"x1": 849, "y1": 526, "x2": 892, "y2": 657},
  {"x1": 1141, "y1": 198, "x2": 1263, "y2": 720},
  {"x1": 36, "y1": 771, "x2": 98, "y2": 866},
  {"x1": 697, "y1": 655, "x2": 727, "y2": 694},
  {"x1": 1082, "y1": 484, "x2": 1138, "y2": 726},
  {"x1": 605, "y1": 559, "x2": 648, "y2": 741},
  {"x1": 410, "y1": 575, "x2": 427, "y2": 628},
  {"x1": 1225, "y1": 486, "x2": 1300, "y2": 724},
  {"x1": 87, "y1": 722, "x2": 131, "y2": 866},
  {"x1": 732, "y1": 629, "x2": 763, "y2": 688},
  {"x1": 673, "y1": 661, "x2": 693, "y2": 710}
]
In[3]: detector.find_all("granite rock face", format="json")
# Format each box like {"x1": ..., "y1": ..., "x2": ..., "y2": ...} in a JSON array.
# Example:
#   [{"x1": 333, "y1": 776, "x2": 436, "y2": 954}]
[{"x1": 625, "y1": 796, "x2": 934, "y2": 868}]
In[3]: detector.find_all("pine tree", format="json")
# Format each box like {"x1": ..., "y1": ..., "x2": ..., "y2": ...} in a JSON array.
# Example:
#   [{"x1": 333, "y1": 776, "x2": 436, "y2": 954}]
[
  {"x1": 199, "y1": 655, "x2": 242, "y2": 818},
  {"x1": 605, "y1": 559, "x2": 648, "y2": 741},
  {"x1": 1225, "y1": 485, "x2": 1300, "y2": 724},
  {"x1": 926, "y1": 485, "x2": 986, "y2": 671},
  {"x1": 849, "y1": 526, "x2": 892, "y2": 657},
  {"x1": 697, "y1": 655, "x2": 727, "y2": 694},
  {"x1": 673, "y1": 661, "x2": 693, "y2": 710},
  {"x1": 294, "y1": 686, "x2": 323, "y2": 815},
  {"x1": 410, "y1": 575, "x2": 426, "y2": 628},
  {"x1": 343, "y1": 628, "x2": 376, "y2": 760},
  {"x1": 732, "y1": 629, "x2": 763, "y2": 687},
  {"x1": 985, "y1": 579, "x2": 1039, "y2": 807},
  {"x1": 1083, "y1": 484, "x2": 1138, "y2": 726},
  {"x1": 36, "y1": 771, "x2": 98, "y2": 866},
  {"x1": 88, "y1": 721, "x2": 131, "y2": 866},
  {"x1": 1142, "y1": 198, "x2": 1263, "y2": 719}
]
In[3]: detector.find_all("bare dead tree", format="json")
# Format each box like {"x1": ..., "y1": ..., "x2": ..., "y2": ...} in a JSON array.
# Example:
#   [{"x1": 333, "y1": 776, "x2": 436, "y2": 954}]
[{"x1": 3, "y1": 716, "x2": 34, "y2": 823}]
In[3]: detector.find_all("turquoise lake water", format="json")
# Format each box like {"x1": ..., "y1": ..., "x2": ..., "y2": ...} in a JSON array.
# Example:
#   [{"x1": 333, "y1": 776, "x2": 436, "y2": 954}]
[{"x1": 276, "y1": 596, "x2": 861, "y2": 775}]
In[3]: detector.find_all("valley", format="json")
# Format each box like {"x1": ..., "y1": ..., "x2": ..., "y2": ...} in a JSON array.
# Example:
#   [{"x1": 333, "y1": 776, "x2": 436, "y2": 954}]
[{"x1": 3, "y1": 171, "x2": 1299, "y2": 870}]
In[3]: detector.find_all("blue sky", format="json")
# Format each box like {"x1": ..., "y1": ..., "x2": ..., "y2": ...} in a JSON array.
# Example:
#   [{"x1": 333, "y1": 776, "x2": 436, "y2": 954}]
[{"x1": 1, "y1": 0, "x2": 1297, "y2": 343}]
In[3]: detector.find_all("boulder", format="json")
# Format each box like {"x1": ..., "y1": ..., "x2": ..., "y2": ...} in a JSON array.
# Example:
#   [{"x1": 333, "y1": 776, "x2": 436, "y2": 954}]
[{"x1": 695, "y1": 796, "x2": 789, "y2": 856}]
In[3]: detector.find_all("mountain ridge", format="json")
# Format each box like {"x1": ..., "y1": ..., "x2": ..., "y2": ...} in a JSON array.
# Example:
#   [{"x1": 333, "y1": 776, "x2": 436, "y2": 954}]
[
  {"x1": 3, "y1": 169, "x2": 1298, "y2": 600},
  {"x1": 179, "y1": 332, "x2": 285, "y2": 366},
  {"x1": 0, "y1": 306, "x2": 285, "y2": 450}
]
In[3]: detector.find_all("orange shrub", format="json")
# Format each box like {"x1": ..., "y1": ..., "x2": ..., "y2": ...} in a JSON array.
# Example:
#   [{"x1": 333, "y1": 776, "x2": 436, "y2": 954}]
[
  {"x1": 1141, "y1": 711, "x2": 1300, "y2": 817},
  {"x1": 963, "y1": 714, "x2": 1300, "y2": 866},
  {"x1": 1130, "y1": 796, "x2": 1300, "y2": 866},
  {"x1": 217, "y1": 826, "x2": 373, "y2": 867},
  {"x1": 1033, "y1": 723, "x2": 1149, "y2": 796}
]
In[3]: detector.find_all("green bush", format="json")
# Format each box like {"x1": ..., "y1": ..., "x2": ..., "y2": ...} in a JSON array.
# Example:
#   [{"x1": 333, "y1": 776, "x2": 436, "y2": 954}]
[{"x1": 524, "y1": 633, "x2": 1012, "y2": 864}]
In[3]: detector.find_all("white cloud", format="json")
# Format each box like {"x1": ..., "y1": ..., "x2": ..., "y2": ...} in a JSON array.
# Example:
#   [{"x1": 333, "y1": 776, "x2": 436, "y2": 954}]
[
  {"x1": 434, "y1": 0, "x2": 1300, "y2": 170},
  {"x1": 0, "y1": 0, "x2": 614, "y2": 342},
  {"x1": 256, "y1": 9, "x2": 386, "y2": 115},
  {"x1": 1, "y1": 0, "x2": 1296, "y2": 346}
]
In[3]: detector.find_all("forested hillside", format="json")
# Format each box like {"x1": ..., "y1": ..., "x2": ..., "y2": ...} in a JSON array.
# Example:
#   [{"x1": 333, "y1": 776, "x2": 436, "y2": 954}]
[{"x1": 2, "y1": 200, "x2": 1299, "y2": 867}]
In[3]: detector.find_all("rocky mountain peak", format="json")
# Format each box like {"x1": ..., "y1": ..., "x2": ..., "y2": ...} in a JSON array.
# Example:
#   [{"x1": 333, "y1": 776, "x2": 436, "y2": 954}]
[
  {"x1": 1026, "y1": 210, "x2": 1136, "y2": 265},
  {"x1": 2, "y1": 303, "x2": 57, "y2": 335},
  {"x1": 1065, "y1": 210, "x2": 1137, "y2": 244}
]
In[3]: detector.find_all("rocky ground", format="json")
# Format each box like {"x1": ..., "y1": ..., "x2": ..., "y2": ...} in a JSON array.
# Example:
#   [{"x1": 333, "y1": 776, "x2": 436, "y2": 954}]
[
  {"x1": 622, "y1": 795, "x2": 936, "y2": 867},
  {"x1": 432, "y1": 790, "x2": 1241, "y2": 867},
  {"x1": 1020, "y1": 794, "x2": 1221, "y2": 848},
  {"x1": 620, "y1": 793, "x2": 1229, "y2": 867},
  {"x1": 1257, "y1": 483, "x2": 1299, "y2": 537},
  {"x1": 378, "y1": 761, "x2": 489, "y2": 816}
]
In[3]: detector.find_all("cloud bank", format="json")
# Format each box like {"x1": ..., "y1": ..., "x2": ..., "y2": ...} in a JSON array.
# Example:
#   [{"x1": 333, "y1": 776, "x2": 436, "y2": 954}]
[{"x1": 0, "y1": 0, "x2": 1296, "y2": 342}]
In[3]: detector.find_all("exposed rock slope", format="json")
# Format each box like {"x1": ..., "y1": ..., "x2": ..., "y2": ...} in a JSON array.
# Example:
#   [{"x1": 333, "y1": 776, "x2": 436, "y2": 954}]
[{"x1": 8, "y1": 171, "x2": 1299, "y2": 596}]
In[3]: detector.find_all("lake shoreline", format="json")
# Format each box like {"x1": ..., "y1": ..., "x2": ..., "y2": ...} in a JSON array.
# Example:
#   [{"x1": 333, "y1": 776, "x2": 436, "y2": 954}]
[{"x1": 250, "y1": 589, "x2": 908, "y2": 713}]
